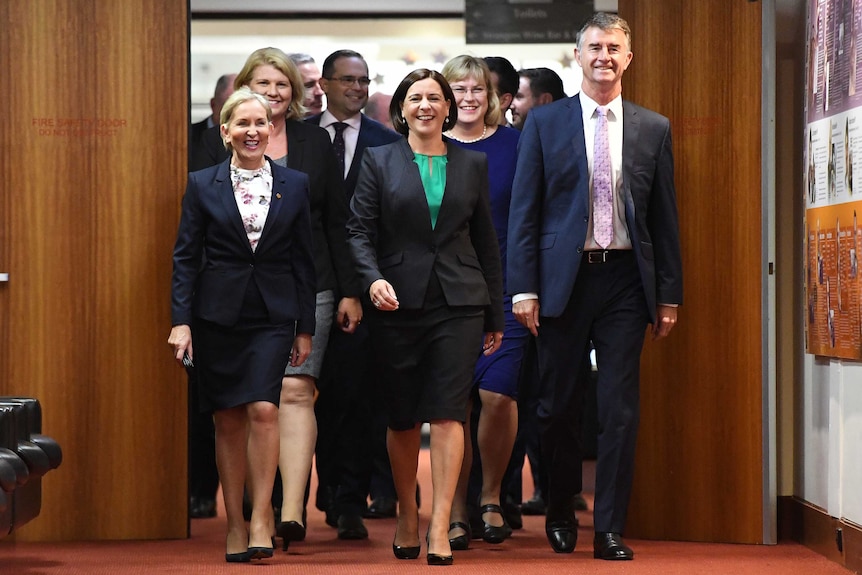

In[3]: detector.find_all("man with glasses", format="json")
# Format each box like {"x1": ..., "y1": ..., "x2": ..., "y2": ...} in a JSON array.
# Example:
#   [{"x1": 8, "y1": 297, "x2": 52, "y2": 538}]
[{"x1": 307, "y1": 49, "x2": 401, "y2": 542}]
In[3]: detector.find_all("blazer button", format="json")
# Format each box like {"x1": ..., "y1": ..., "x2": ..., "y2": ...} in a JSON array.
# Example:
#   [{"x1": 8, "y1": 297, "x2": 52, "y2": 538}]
[
  {"x1": 249, "y1": 263, "x2": 254, "y2": 268},
  {"x1": 583, "y1": 216, "x2": 589, "y2": 222},
  {"x1": 576, "y1": 247, "x2": 583, "y2": 254}
]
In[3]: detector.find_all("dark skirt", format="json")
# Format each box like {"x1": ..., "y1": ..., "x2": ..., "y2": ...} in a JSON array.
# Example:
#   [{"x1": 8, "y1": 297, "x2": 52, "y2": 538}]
[
  {"x1": 370, "y1": 271, "x2": 484, "y2": 430},
  {"x1": 194, "y1": 279, "x2": 294, "y2": 413},
  {"x1": 472, "y1": 297, "x2": 530, "y2": 399}
]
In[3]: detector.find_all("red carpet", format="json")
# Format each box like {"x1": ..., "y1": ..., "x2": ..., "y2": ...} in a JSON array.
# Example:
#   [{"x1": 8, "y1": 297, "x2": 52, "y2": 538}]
[{"x1": 1, "y1": 451, "x2": 853, "y2": 574}]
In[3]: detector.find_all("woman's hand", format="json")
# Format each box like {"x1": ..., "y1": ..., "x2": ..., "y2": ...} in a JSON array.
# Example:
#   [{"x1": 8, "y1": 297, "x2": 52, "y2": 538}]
[
  {"x1": 168, "y1": 324, "x2": 193, "y2": 364},
  {"x1": 336, "y1": 297, "x2": 363, "y2": 333},
  {"x1": 290, "y1": 333, "x2": 313, "y2": 367},
  {"x1": 482, "y1": 331, "x2": 503, "y2": 356},
  {"x1": 369, "y1": 279, "x2": 399, "y2": 311}
]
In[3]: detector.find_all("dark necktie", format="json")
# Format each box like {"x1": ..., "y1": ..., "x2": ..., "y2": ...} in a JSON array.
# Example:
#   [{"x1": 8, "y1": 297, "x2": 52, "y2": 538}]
[
  {"x1": 593, "y1": 106, "x2": 613, "y2": 248},
  {"x1": 332, "y1": 122, "x2": 348, "y2": 178}
]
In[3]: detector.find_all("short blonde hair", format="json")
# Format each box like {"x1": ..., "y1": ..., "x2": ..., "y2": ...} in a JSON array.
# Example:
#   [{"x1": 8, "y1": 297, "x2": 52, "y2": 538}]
[
  {"x1": 441, "y1": 55, "x2": 502, "y2": 127},
  {"x1": 219, "y1": 87, "x2": 272, "y2": 152},
  {"x1": 235, "y1": 47, "x2": 306, "y2": 120}
]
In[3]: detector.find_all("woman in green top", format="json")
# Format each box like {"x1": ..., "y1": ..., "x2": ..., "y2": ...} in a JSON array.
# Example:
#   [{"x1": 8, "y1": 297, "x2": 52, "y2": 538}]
[{"x1": 347, "y1": 69, "x2": 505, "y2": 566}]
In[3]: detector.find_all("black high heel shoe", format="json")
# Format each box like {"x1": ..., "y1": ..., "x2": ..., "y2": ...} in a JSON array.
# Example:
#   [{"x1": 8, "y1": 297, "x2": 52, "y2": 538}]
[
  {"x1": 225, "y1": 550, "x2": 251, "y2": 563},
  {"x1": 247, "y1": 545, "x2": 274, "y2": 561},
  {"x1": 392, "y1": 541, "x2": 421, "y2": 560},
  {"x1": 427, "y1": 553, "x2": 454, "y2": 566},
  {"x1": 426, "y1": 526, "x2": 454, "y2": 565},
  {"x1": 276, "y1": 520, "x2": 306, "y2": 551},
  {"x1": 480, "y1": 503, "x2": 508, "y2": 544},
  {"x1": 448, "y1": 521, "x2": 471, "y2": 551}
]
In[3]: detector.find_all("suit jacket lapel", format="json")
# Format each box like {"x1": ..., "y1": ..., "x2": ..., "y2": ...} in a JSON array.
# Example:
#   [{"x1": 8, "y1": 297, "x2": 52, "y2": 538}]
[
  {"x1": 215, "y1": 160, "x2": 254, "y2": 254},
  {"x1": 621, "y1": 100, "x2": 640, "y2": 226},
  {"x1": 255, "y1": 159, "x2": 285, "y2": 254},
  {"x1": 568, "y1": 97, "x2": 590, "y2": 212},
  {"x1": 435, "y1": 144, "x2": 460, "y2": 234},
  {"x1": 395, "y1": 139, "x2": 435, "y2": 236}
]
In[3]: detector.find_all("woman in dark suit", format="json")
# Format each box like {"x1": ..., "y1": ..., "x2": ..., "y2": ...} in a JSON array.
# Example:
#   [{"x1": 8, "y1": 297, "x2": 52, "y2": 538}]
[
  {"x1": 347, "y1": 69, "x2": 504, "y2": 566},
  {"x1": 192, "y1": 48, "x2": 361, "y2": 548},
  {"x1": 168, "y1": 87, "x2": 316, "y2": 563}
]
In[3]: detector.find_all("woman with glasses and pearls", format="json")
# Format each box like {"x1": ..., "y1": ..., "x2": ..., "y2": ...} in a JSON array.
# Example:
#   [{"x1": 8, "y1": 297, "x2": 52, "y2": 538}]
[
  {"x1": 347, "y1": 69, "x2": 504, "y2": 566},
  {"x1": 169, "y1": 87, "x2": 315, "y2": 562},
  {"x1": 193, "y1": 47, "x2": 362, "y2": 551},
  {"x1": 441, "y1": 55, "x2": 529, "y2": 551}
]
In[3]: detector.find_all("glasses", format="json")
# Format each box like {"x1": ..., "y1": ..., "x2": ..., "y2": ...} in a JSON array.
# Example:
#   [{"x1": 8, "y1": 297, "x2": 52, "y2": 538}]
[
  {"x1": 451, "y1": 86, "x2": 486, "y2": 96},
  {"x1": 327, "y1": 75, "x2": 372, "y2": 87}
]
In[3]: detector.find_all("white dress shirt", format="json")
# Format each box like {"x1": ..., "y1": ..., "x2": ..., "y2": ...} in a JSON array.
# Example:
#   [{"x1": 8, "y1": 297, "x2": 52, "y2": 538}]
[
  {"x1": 579, "y1": 91, "x2": 631, "y2": 251},
  {"x1": 512, "y1": 92, "x2": 630, "y2": 305}
]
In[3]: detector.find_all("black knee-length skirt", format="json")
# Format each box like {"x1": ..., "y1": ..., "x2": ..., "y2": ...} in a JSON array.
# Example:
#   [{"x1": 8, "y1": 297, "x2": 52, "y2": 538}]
[{"x1": 194, "y1": 279, "x2": 294, "y2": 413}]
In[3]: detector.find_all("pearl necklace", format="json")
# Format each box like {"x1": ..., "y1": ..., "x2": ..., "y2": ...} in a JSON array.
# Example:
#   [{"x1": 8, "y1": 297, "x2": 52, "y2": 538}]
[{"x1": 446, "y1": 124, "x2": 487, "y2": 144}]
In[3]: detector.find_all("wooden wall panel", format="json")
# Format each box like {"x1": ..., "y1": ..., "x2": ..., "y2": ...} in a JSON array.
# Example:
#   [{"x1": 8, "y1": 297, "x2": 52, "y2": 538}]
[
  {"x1": 0, "y1": 0, "x2": 188, "y2": 540},
  {"x1": 618, "y1": 0, "x2": 765, "y2": 542}
]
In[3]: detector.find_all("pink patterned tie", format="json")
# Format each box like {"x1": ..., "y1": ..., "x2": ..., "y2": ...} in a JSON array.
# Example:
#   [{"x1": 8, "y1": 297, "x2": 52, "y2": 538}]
[{"x1": 593, "y1": 106, "x2": 613, "y2": 248}]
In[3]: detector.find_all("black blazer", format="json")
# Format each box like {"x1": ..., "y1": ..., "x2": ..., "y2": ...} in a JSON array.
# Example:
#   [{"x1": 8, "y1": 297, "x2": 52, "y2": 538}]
[
  {"x1": 347, "y1": 139, "x2": 505, "y2": 332},
  {"x1": 171, "y1": 158, "x2": 317, "y2": 334},
  {"x1": 305, "y1": 113, "x2": 402, "y2": 198},
  {"x1": 191, "y1": 121, "x2": 357, "y2": 297},
  {"x1": 188, "y1": 116, "x2": 211, "y2": 169}
]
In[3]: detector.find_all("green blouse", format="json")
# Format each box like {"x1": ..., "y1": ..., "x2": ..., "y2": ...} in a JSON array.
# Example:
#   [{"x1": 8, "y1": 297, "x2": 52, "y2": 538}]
[{"x1": 413, "y1": 152, "x2": 448, "y2": 229}]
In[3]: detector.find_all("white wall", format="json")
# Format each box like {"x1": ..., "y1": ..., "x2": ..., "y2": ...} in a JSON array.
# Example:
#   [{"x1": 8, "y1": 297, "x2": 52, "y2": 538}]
[{"x1": 800, "y1": 355, "x2": 862, "y2": 523}]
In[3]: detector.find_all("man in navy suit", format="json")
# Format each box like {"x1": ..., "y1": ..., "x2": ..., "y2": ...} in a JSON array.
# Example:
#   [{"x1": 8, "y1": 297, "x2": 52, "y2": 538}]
[
  {"x1": 306, "y1": 49, "x2": 402, "y2": 540},
  {"x1": 508, "y1": 13, "x2": 682, "y2": 560}
]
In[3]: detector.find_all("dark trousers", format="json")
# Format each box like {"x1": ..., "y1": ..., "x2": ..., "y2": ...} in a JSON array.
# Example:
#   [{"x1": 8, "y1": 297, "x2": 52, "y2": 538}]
[
  {"x1": 536, "y1": 252, "x2": 648, "y2": 533},
  {"x1": 188, "y1": 367, "x2": 219, "y2": 503},
  {"x1": 316, "y1": 321, "x2": 393, "y2": 517}
]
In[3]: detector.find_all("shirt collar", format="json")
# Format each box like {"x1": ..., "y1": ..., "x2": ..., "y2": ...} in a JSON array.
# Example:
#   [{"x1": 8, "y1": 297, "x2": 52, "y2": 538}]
[
  {"x1": 578, "y1": 91, "x2": 623, "y2": 122},
  {"x1": 321, "y1": 110, "x2": 361, "y2": 130}
]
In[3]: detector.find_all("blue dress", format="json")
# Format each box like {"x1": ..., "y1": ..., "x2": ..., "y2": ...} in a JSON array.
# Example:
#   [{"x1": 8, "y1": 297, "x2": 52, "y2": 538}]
[{"x1": 446, "y1": 126, "x2": 529, "y2": 398}]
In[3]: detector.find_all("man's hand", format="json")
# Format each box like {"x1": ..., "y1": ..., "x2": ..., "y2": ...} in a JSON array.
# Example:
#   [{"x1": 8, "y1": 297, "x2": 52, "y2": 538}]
[
  {"x1": 513, "y1": 299, "x2": 540, "y2": 336},
  {"x1": 652, "y1": 305, "x2": 678, "y2": 340}
]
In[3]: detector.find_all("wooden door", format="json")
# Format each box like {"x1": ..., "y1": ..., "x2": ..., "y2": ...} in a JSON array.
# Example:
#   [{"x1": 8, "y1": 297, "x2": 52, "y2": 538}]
[
  {"x1": 0, "y1": 0, "x2": 188, "y2": 540},
  {"x1": 618, "y1": 0, "x2": 767, "y2": 543}
]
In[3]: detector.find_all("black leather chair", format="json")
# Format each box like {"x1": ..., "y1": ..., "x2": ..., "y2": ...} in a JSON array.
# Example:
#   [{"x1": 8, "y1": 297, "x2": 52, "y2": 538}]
[
  {"x1": 0, "y1": 398, "x2": 62, "y2": 537},
  {"x1": 0, "y1": 405, "x2": 29, "y2": 537}
]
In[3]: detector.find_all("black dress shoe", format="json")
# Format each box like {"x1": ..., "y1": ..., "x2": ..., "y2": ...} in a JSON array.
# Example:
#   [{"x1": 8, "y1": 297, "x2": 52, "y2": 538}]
[
  {"x1": 593, "y1": 532, "x2": 633, "y2": 560},
  {"x1": 503, "y1": 497, "x2": 523, "y2": 531},
  {"x1": 545, "y1": 520, "x2": 577, "y2": 553},
  {"x1": 447, "y1": 521, "x2": 471, "y2": 551},
  {"x1": 521, "y1": 494, "x2": 546, "y2": 516},
  {"x1": 325, "y1": 507, "x2": 338, "y2": 528},
  {"x1": 365, "y1": 496, "x2": 397, "y2": 518},
  {"x1": 190, "y1": 496, "x2": 217, "y2": 519},
  {"x1": 479, "y1": 503, "x2": 508, "y2": 544},
  {"x1": 337, "y1": 514, "x2": 369, "y2": 540}
]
